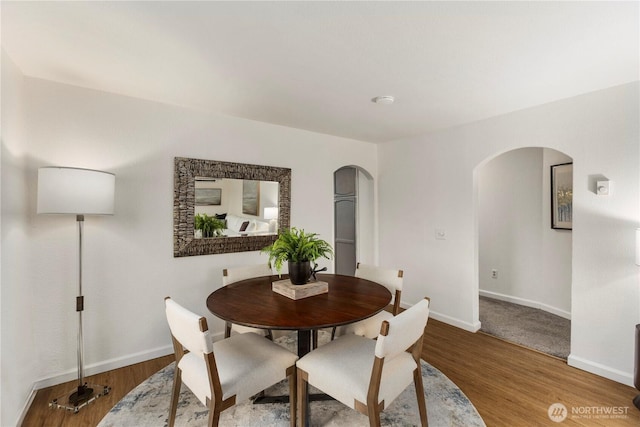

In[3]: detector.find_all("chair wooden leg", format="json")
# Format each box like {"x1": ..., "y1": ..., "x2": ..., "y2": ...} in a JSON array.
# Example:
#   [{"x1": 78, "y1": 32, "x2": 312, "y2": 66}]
[
  {"x1": 168, "y1": 367, "x2": 182, "y2": 427},
  {"x1": 208, "y1": 406, "x2": 221, "y2": 427},
  {"x1": 297, "y1": 368, "x2": 308, "y2": 427},
  {"x1": 367, "y1": 406, "x2": 381, "y2": 427},
  {"x1": 287, "y1": 365, "x2": 297, "y2": 427},
  {"x1": 312, "y1": 330, "x2": 318, "y2": 349},
  {"x1": 413, "y1": 366, "x2": 429, "y2": 427}
]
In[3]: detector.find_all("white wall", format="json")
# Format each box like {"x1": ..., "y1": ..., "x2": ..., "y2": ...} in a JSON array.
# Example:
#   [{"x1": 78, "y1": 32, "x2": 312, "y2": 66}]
[
  {"x1": 0, "y1": 56, "x2": 377, "y2": 426},
  {"x1": 479, "y1": 148, "x2": 544, "y2": 305},
  {"x1": 194, "y1": 179, "x2": 230, "y2": 218},
  {"x1": 378, "y1": 82, "x2": 639, "y2": 386},
  {"x1": 478, "y1": 147, "x2": 572, "y2": 318},
  {"x1": 541, "y1": 149, "x2": 573, "y2": 316},
  {"x1": 1, "y1": 50, "x2": 36, "y2": 427}
]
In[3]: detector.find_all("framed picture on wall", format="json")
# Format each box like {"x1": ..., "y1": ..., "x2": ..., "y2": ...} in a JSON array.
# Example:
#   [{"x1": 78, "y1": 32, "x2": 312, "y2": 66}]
[
  {"x1": 195, "y1": 188, "x2": 222, "y2": 206},
  {"x1": 551, "y1": 162, "x2": 573, "y2": 230},
  {"x1": 242, "y1": 180, "x2": 260, "y2": 216}
]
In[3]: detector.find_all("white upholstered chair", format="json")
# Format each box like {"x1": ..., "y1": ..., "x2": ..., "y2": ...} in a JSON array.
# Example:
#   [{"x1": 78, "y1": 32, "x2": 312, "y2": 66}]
[
  {"x1": 164, "y1": 297, "x2": 298, "y2": 427},
  {"x1": 335, "y1": 262, "x2": 404, "y2": 339},
  {"x1": 222, "y1": 263, "x2": 273, "y2": 339},
  {"x1": 297, "y1": 297, "x2": 430, "y2": 427}
]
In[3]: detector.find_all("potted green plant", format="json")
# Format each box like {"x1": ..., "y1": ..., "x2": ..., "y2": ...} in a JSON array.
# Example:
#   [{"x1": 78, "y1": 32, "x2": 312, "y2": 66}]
[
  {"x1": 194, "y1": 213, "x2": 225, "y2": 238},
  {"x1": 261, "y1": 227, "x2": 334, "y2": 285}
]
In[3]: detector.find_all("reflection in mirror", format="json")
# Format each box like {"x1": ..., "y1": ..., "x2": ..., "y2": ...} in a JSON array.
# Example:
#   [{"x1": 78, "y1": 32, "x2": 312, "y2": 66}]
[
  {"x1": 174, "y1": 157, "x2": 291, "y2": 257},
  {"x1": 194, "y1": 177, "x2": 279, "y2": 237}
]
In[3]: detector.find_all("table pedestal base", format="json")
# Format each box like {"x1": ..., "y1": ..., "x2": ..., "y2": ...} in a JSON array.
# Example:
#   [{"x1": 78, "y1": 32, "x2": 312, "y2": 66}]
[{"x1": 252, "y1": 328, "x2": 333, "y2": 422}]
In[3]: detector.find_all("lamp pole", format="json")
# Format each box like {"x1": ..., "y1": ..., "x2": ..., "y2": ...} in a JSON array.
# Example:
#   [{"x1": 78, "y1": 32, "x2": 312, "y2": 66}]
[{"x1": 69, "y1": 214, "x2": 92, "y2": 405}]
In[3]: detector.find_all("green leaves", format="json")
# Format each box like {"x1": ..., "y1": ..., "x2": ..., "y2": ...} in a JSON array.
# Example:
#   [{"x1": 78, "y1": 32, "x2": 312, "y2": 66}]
[
  {"x1": 194, "y1": 213, "x2": 225, "y2": 238},
  {"x1": 261, "y1": 227, "x2": 334, "y2": 272}
]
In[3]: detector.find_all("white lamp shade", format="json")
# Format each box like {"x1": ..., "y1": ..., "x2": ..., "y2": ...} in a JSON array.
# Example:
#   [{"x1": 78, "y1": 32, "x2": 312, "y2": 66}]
[
  {"x1": 37, "y1": 167, "x2": 115, "y2": 215},
  {"x1": 264, "y1": 207, "x2": 278, "y2": 220}
]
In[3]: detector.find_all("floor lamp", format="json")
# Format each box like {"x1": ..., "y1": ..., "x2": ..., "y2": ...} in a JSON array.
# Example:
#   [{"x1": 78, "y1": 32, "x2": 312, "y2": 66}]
[{"x1": 37, "y1": 166, "x2": 115, "y2": 413}]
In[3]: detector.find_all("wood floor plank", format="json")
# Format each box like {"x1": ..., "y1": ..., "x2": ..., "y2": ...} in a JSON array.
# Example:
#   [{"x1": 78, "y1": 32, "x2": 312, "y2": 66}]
[
  {"x1": 422, "y1": 320, "x2": 640, "y2": 427},
  {"x1": 22, "y1": 320, "x2": 640, "y2": 426}
]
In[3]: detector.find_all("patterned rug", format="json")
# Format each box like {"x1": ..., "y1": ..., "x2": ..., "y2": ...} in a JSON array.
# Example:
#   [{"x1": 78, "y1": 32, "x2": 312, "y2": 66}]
[{"x1": 98, "y1": 333, "x2": 485, "y2": 427}]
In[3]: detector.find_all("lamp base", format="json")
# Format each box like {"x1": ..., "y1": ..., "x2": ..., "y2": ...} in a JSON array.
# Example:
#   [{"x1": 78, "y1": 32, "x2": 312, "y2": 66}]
[{"x1": 49, "y1": 383, "x2": 111, "y2": 414}]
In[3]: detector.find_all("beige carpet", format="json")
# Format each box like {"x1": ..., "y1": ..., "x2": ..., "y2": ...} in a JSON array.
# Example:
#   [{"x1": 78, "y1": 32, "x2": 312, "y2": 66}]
[{"x1": 479, "y1": 296, "x2": 570, "y2": 359}]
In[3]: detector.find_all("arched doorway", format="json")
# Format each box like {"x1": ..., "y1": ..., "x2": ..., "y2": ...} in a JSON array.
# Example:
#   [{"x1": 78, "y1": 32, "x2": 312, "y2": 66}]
[
  {"x1": 333, "y1": 166, "x2": 374, "y2": 275},
  {"x1": 476, "y1": 147, "x2": 572, "y2": 358}
]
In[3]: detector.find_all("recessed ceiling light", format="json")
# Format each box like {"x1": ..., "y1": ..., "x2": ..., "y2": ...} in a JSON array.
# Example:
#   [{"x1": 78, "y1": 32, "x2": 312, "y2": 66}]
[{"x1": 372, "y1": 95, "x2": 395, "y2": 105}]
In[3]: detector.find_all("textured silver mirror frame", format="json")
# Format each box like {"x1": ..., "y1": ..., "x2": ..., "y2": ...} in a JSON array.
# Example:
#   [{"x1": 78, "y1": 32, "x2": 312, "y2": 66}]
[{"x1": 174, "y1": 157, "x2": 291, "y2": 257}]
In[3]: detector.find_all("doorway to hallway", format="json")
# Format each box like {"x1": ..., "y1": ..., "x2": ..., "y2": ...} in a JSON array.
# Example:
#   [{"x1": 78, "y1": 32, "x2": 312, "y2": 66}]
[
  {"x1": 333, "y1": 166, "x2": 374, "y2": 275},
  {"x1": 477, "y1": 147, "x2": 572, "y2": 359}
]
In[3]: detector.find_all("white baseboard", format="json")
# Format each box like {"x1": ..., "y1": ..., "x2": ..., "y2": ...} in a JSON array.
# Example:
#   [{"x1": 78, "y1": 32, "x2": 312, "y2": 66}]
[
  {"x1": 22, "y1": 332, "x2": 228, "y2": 424},
  {"x1": 16, "y1": 388, "x2": 37, "y2": 427},
  {"x1": 21, "y1": 346, "x2": 174, "y2": 425},
  {"x1": 400, "y1": 300, "x2": 481, "y2": 332},
  {"x1": 568, "y1": 354, "x2": 634, "y2": 387},
  {"x1": 33, "y1": 344, "x2": 174, "y2": 390},
  {"x1": 429, "y1": 310, "x2": 481, "y2": 332},
  {"x1": 479, "y1": 290, "x2": 571, "y2": 320}
]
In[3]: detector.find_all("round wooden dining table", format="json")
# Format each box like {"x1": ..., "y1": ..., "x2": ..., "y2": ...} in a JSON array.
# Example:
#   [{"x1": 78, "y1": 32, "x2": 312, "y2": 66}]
[{"x1": 206, "y1": 273, "x2": 392, "y2": 357}]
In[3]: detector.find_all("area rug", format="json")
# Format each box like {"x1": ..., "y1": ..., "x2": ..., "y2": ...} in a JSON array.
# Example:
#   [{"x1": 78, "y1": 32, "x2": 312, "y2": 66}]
[
  {"x1": 479, "y1": 296, "x2": 570, "y2": 359},
  {"x1": 99, "y1": 333, "x2": 485, "y2": 427}
]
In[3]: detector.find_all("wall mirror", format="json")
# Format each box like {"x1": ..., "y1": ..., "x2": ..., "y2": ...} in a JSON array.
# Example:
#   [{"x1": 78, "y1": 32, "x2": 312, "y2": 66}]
[{"x1": 174, "y1": 157, "x2": 291, "y2": 257}]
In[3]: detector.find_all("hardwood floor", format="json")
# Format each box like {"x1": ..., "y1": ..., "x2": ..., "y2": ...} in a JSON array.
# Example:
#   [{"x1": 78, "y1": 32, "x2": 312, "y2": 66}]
[
  {"x1": 22, "y1": 319, "x2": 640, "y2": 426},
  {"x1": 21, "y1": 355, "x2": 174, "y2": 427},
  {"x1": 423, "y1": 320, "x2": 640, "y2": 427}
]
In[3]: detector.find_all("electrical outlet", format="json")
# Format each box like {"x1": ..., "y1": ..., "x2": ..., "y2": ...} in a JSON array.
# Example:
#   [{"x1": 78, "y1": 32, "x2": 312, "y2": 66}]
[{"x1": 491, "y1": 269, "x2": 498, "y2": 279}]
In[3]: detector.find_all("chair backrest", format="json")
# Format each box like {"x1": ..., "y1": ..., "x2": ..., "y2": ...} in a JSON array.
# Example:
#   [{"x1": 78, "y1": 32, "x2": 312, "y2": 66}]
[
  {"x1": 355, "y1": 263, "x2": 403, "y2": 292},
  {"x1": 165, "y1": 298, "x2": 227, "y2": 412},
  {"x1": 355, "y1": 263, "x2": 403, "y2": 314},
  {"x1": 375, "y1": 298, "x2": 430, "y2": 361},
  {"x1": 222, "y1": 263, "x2": 272, "y2": 285},
  {"x1": 165, "y1": 297, "x2": 213, "y2": 356}
]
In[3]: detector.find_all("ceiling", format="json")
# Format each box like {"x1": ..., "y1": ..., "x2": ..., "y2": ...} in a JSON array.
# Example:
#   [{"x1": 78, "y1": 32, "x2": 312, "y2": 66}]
[{"x1": 2, "y1": 1, "x2": 638, "y2": 143}]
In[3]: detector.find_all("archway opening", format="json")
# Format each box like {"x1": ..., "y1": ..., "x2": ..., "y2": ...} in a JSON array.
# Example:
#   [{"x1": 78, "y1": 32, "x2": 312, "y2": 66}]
[
  {"x1": 476, "y1": 147, "x2": 572, "y2": 359},
  {"x1": 333, "y1": 166, "x2": 374, "y2": 275}
]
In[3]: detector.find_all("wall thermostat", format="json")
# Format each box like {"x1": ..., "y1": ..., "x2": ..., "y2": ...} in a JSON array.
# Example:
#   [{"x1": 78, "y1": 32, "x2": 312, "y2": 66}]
[{"x1": 596, "y1": 180, "x2": 610, "y2": 195}]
